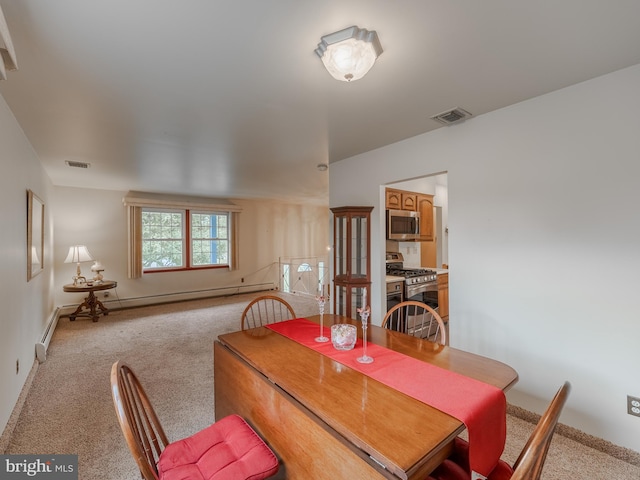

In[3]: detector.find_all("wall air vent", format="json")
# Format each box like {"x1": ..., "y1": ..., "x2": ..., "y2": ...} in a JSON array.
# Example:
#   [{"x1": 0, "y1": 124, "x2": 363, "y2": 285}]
[
  {"x1": 65, "y1": 160, "x2": 91, "y2": 169},
  {"x1": 431, "y1": 107, "x2": 472, "y2": 125}
]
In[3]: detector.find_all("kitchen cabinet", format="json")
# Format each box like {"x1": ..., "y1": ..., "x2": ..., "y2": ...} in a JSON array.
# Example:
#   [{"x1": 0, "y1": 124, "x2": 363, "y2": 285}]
[
  {"x1": 417, "y1": 194, "x2": 434, "y2": 241},
  {"x1": 331, "y1": 206, "x2": 373, "y2": 319},
  {"x1": 437, "y1": 273, "x2": 449, "y2": 322},
  {"x1": 385, "y1": 188, "x2": 418, "y2": 211}
]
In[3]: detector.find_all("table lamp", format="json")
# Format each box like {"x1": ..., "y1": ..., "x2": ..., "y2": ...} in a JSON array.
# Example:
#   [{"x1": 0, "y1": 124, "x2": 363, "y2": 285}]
[
  {"x1": 64, "y1": 245, "x2": 93, "y2": 285},
  {"x1": 90, "y1": 260, "x2": 105, "y2": 283}
]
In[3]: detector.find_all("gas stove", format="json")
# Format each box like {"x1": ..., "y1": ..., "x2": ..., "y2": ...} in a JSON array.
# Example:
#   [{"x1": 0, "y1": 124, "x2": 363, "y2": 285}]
[
  {"x1": 386, "y1": 252, "x2": 437, "y2": 283},
  {"x1": 387, "y1": 266, "x2": 437, "y2": 284},
  {"x1": 386, "y1": 252, "x2": 438, "y2": 298}
]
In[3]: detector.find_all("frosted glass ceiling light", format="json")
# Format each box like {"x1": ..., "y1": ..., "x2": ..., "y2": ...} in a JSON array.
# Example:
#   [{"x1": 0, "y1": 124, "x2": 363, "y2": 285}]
[{"x1": 315, "y1": 26, "x2": 383, "y2": 82}]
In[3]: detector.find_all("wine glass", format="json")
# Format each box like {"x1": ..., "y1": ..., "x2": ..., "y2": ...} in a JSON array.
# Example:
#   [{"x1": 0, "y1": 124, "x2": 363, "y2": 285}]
[
  {"x1": 356, "y1": 306, "x2": 373, "y2": 363},
  {"x1": 315, "y1": 293, "x2": 329, "y2": 342}
]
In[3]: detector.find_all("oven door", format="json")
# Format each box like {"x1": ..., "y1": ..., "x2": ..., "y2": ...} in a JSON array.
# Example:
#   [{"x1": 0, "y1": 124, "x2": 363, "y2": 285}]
[
  {"x1": 404, "y1": 282, "x2": 440, "y2": 339},
  {"x1": 405, "y1": 281, "x2": 438, "y2": 309}
]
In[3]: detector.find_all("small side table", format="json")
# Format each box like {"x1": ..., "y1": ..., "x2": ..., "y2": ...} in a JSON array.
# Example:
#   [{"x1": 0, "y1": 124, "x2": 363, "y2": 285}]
[{"x1": 63, "y1": 280, "x2": 117, "y2": 322}]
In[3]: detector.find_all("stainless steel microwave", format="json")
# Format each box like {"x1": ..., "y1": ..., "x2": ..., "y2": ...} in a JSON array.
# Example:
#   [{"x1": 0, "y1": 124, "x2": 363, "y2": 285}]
[{"x1": 386, "y1": 209, "x2": 420, "y2": 240}]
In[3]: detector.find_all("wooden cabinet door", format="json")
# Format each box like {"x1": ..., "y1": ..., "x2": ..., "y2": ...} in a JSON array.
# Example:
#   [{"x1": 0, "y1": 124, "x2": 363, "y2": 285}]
[
  {"x1": 385, "y1": 189, "x2": 403, "y2": 210},
  {"x1": 386, "y1": 188, "x2": 418, "y2": 211},
  {"x1": 437, "y1": 273, "x2": 449, "y2": 322},
  {"x1": 417, "y1": 194, "x2": 434, "y2": 241},
  {"x1": 401, "y1": 193, "x2": 418, "y2": 211}
]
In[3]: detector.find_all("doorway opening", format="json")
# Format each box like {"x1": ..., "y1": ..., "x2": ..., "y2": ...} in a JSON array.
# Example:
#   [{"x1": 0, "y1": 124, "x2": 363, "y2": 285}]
[{"x1": 385, "y1": 172, "x2": 448, "y2": 270}]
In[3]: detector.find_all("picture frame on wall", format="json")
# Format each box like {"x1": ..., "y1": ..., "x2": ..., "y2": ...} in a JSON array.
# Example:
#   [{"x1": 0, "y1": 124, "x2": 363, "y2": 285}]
[{"x1": 27, "y1": 189, "x2": 44, "y2": 281}]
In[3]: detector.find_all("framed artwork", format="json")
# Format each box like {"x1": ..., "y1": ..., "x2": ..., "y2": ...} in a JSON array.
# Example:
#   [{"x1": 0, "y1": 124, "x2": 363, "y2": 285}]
[{"x1": 27, "y1": 189, "x2": 44, "y2": 281}]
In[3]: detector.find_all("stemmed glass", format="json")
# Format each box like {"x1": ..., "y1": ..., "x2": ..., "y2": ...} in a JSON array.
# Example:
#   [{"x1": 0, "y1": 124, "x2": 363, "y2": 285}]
[
  {"x1": 356, "y1": 305, "x2": 374, "y2": 363},
  {"x1": 315, "y1": 293, "x2": 329, "y2": 342}
]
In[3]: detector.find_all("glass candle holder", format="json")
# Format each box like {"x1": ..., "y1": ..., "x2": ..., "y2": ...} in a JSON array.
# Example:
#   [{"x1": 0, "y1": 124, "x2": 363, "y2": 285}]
[{"x1": 315, "y1": 294, "x2": 329, "y2": 342}]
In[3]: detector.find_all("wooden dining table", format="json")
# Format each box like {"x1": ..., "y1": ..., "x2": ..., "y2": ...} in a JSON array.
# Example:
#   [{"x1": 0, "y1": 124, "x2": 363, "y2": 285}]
[{"x1": 214, "y1": 314, "x2": 518, "y2": 480}]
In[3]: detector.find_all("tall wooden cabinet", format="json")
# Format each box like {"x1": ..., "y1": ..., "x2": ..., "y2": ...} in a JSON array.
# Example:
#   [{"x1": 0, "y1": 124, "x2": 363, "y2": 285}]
[
  {"x1": 416, "y1": 194, "x2": 434, "y2": 241},
  {"x1": 331, "y1": 206, "x2": 373, "y2": 319}
]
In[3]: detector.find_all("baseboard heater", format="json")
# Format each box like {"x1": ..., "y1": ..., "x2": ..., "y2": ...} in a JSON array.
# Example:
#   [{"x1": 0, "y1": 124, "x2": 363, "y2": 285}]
[{"x1": 35, "y1": 307, "x2": 61, "y2": 363}]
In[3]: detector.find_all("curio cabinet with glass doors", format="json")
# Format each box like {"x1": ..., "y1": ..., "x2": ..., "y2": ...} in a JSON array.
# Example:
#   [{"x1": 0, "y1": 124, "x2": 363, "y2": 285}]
[{"x1": 330, "y1": 206, "x2": 373, "y2": 319}]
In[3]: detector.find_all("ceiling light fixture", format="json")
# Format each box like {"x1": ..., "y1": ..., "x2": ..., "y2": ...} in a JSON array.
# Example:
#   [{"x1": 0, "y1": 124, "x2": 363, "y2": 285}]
[{"x1": 315, "y1": 26, "x2": 383, "y2": 82}]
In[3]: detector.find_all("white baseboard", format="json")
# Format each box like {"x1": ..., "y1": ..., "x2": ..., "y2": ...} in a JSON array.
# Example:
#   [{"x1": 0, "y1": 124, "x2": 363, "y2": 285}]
[{"x1": 57, "y1": 282, "x2": 275, "y2": 316}]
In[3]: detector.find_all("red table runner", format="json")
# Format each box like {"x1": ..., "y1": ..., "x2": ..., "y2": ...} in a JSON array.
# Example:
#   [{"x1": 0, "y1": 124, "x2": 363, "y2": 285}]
[{"x1": 266, "y1": 318, "x2": 506, "y2": 477}]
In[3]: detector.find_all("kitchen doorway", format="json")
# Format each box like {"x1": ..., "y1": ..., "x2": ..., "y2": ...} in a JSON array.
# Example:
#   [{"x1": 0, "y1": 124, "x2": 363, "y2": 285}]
[
  {"x1": 385, "y1": 173, "x2": 448, "y2": 270},
  {"x1": 384, "y1": 172, "x2": 449, "y2": 323}
]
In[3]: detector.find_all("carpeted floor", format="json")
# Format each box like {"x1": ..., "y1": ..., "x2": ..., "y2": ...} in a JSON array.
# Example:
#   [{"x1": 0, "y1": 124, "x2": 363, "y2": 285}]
[{"x1": 3, "y1": 291, "x2": 639, "y2": 479}]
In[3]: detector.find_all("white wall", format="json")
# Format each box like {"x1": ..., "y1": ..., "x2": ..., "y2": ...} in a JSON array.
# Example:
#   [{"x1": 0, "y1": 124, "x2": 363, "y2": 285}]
[
  {"x1": 0, "y1": 94, "x2": 54, "y2": 440},
  {"x1": 330, "y1": 63, "x2": 640, "y2": 452}
]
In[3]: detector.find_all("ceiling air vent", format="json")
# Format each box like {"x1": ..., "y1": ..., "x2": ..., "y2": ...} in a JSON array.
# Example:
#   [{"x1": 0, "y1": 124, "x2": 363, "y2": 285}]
[
  {"x1": 65, "y1": 160, "x2": 91, "y2": 169},
  {"x1": 431, "y1": 107, "x2": 472, "y2": 126}
]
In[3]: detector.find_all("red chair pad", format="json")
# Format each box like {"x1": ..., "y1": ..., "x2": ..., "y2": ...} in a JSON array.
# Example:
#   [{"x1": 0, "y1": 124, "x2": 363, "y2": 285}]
[{"x1": 157, "y1": 414, "x2": 279, "y2": 480}]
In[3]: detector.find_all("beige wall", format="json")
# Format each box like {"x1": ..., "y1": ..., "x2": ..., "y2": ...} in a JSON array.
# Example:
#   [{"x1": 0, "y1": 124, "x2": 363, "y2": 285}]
[{"x1": 52, "y1": 186, "x2": 330, "y2": 310}]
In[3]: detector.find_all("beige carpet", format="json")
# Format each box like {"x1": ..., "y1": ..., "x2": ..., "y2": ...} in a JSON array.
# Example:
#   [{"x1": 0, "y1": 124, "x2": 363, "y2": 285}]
[{"x1": 3, "y1": 291, "x2": 639, "y2": 479}]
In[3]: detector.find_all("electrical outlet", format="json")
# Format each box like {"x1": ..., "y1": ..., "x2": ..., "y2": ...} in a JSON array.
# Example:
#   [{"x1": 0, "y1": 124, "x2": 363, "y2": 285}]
[
  {"x1": 627, "y1": 395, "x2": 640, "y2": 417},
  {"x1": 103, "y1": 291, "x2": 110, "y2": 298},
  {"x1": 16, "y1": 359, "x2": 19, "y2": 375}
]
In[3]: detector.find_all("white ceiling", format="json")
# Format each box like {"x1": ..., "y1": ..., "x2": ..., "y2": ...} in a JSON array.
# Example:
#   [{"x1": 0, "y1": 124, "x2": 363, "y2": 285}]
[{"x1": 2, "y1": 1, "x2": 640, "y2": 205}]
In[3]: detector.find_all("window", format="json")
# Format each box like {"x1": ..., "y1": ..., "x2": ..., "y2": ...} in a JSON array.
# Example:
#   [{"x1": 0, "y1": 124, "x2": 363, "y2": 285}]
[
  {"x1": 191, "y1": 211, "x2": 229, "y2": 266},
  {"x1": 142, "y1": 209, "x2": 184, "y2": 269},
  {"x1": 123, "y1": 192, "x2": 241, "y2": 278},
  {"x1": 141, "y1": 208, "x2": 230, "y2": 271}
]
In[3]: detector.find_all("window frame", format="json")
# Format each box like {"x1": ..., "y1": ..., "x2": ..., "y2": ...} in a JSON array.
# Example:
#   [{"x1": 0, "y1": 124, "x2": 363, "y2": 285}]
[{"x1": 189, "y1": 210, "x2": 230, "y2": 269}]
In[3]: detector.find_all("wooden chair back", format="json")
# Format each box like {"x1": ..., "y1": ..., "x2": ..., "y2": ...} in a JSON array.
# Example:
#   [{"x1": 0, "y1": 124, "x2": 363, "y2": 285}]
[
  {"x1": 241, "y1": 294, "x2": 297, "y2": 330},
  {"x1": 382, "y1": 300, "x2": 447, "y2": 345},
  {"x1": 110, "y1": 361, "x2": 167, "y2": 480},
  {"x1": 511, "y1": 381, "x2": 572, "y2": 480}
]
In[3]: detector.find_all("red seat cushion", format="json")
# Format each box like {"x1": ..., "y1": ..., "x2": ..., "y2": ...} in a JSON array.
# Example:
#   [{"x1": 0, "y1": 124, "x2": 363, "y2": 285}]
[
  {"x1": 426, "y1": 438, "x2": 514, "y2": 480},
  {"x1": 157, "y1": 414, "x2": 279, "y2": 480}
]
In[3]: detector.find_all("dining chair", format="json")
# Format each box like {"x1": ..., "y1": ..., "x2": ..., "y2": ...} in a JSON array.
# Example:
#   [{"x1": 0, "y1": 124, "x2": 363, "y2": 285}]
[
  {"x1": 426, "y1": 381, "x2": 572, "y2": 480},
  {"x1": 110, "y1": 361, "x2": 280, "y2": 480},
  {"x1": 241, "y1": 294, "x2": 297, "y2": 330},
  {"x1": 382, "y1": 300, "x2": 447, "y2": 345}
]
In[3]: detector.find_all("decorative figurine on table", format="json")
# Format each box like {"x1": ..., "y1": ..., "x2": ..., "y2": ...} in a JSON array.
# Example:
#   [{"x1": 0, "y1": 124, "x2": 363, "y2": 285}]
[
  {"x1": 357, "y1": 287, "x2": 374, "y2": 364},
  {"x1": 315, "y1": 285, "x2": 329, "y2": 342},
  {"x1": 91, "y1": 260, "x2": 105, "y2": 284}
]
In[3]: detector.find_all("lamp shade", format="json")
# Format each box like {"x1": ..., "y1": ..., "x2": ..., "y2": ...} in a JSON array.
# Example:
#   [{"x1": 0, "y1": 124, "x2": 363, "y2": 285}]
[
  {"x1": 90, "y1": 260, "x2": 104, "y2": 272},
  {"x1": 64, "y1": 245, "x2": 93, "y2": 264},
  {"x1": 315, "y1": 26, "x2": 383, "y2": 82}
]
